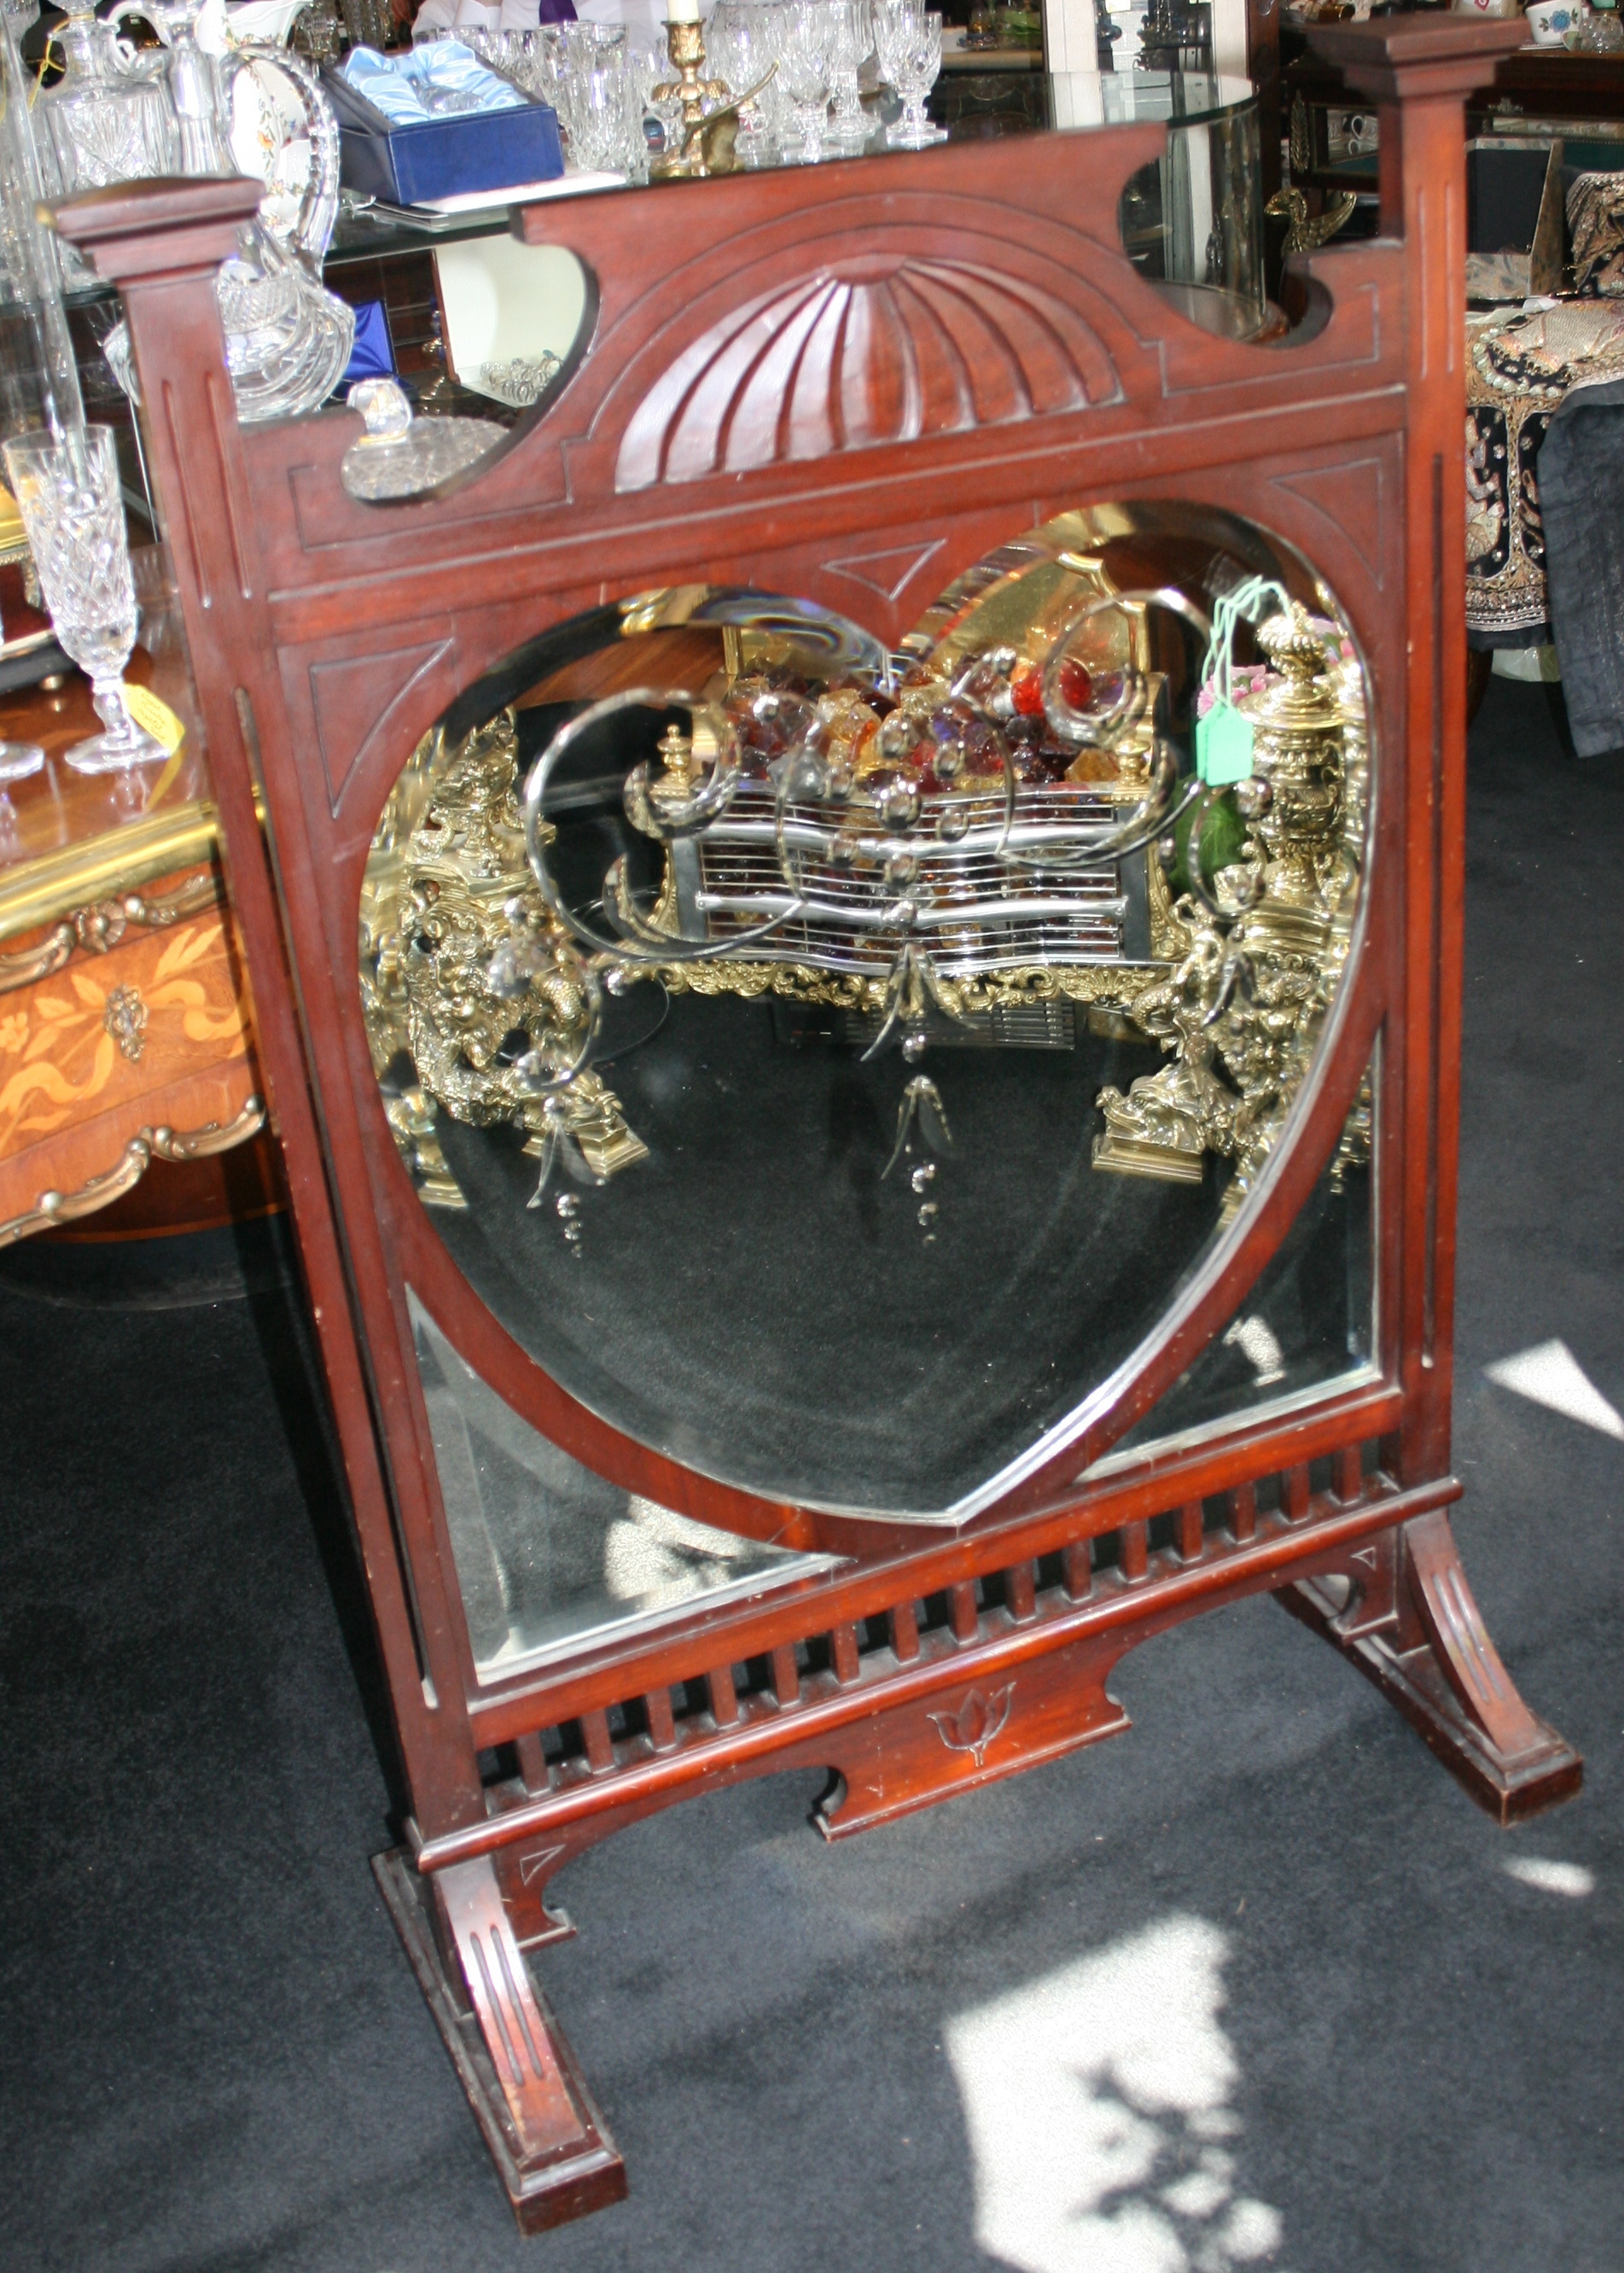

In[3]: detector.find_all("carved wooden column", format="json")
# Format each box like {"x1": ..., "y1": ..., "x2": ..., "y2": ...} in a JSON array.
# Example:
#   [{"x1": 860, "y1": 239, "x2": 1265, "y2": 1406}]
[
  {"x1": 1278, "y1": 24, "x2": 1580, "y2": 1821},
  {"x1": 1308, "y1": 18, "x2": 1525, "y2": 1494},
  {"x1": 55, "y1": 183, "x2": 484, "y2": 1833}
]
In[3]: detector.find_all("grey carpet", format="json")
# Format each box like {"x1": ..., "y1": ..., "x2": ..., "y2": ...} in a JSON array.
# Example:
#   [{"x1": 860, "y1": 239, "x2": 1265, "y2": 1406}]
[{"x1": 0, "y1": 672, "x2": 1618, "y2": 2273}]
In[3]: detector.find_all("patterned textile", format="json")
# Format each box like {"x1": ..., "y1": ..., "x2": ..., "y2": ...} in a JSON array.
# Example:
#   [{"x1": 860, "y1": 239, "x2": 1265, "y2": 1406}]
[
  {"x1": 1568, "y1": 172, "x2": 1624, "y2": 300},
  {"x1": 1466, "y1": 299, "x2": 1624, "y2": 641},
  {"x1": 1540, "y1": 371, "x2": 1624, "y2": 755}
]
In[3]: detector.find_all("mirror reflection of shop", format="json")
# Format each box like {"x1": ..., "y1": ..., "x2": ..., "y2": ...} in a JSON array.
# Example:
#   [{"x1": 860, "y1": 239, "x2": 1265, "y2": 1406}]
[{"x1": 359, "y1": 505, "x2": 1374, "y2": 1666}]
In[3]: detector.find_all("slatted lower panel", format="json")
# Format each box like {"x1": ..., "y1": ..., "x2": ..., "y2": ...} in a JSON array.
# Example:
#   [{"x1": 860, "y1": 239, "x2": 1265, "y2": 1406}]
[{"x1": 490, "y1": 1441, "x2": 1384, "y2": 1811}]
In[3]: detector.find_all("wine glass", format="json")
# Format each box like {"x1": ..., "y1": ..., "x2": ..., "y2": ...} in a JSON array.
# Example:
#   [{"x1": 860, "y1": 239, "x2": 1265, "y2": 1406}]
[
  {"x1": 709, "y1": 1, "x2": 778, "y2": 155},
  {"x1": 822, "y1": 0, "x2": 870, "y2": 146},
  {"x1": 771, "y1": 0, "x2": 834, "y2": 166},
  {"x1": 0, "y1": 707, "x2": 44, "y2": 854},
  {"x1": 3, "y1": 427, "x2": 166, "y2": 775},
  {"x1": 876, "y1": 0, "x2": 945, "y2": 147}
]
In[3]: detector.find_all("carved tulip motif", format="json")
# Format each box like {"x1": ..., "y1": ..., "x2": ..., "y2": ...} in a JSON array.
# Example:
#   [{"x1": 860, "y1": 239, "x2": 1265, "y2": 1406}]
[{"x1": 928, "y1": 1681, "x2": 1016, "y2": 1769}]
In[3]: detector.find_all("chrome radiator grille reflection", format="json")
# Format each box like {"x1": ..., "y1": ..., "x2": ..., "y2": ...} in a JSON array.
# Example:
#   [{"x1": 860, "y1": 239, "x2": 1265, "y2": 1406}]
[
  {"x1": 689, "y1": 782, "x2": 1129, "y2": 973},
  {"x1": 358, "y1": 573, "x2": 1370, "y2": 1247},
  {"x1": 516, "y1": 594, "x2": 1204, "y2": 1233}
]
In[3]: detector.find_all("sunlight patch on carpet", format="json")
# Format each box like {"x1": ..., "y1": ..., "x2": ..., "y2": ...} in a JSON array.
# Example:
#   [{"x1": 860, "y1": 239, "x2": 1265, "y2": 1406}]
[
  {"x1": 1485, "y1": 1340, "x2": 1624, "y2": 1440},
  {"x1": 946, "y1": 1915, "x2": 1283, "y2": 2273},
  {"x1": 1504, "y1": 1857, "x2": 1595, "y2": 1897}
]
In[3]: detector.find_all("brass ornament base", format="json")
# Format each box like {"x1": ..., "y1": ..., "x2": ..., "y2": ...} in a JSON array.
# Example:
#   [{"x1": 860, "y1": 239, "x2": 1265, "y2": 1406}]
[
  {"x1": 649, "y1": 20, "x2": 768, "y2": 178},
  {"x1": 1091, "y1": 1124, "x2": 1207, "y2": 1184}
]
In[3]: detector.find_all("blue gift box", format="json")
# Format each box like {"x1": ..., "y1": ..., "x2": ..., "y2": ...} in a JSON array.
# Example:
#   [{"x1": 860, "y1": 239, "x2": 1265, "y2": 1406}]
[{"x1": 323, "y1": 65, "x2": 565, "y2": 207}]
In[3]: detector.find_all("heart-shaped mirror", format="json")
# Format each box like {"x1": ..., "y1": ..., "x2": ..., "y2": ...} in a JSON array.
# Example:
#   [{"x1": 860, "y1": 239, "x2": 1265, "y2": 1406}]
[{"x1": 358, "y1": 500, "x2": 1374, "y2": 1674}]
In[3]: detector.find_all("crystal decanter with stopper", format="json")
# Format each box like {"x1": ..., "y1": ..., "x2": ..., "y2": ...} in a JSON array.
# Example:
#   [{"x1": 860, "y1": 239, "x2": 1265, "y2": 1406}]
[
  {"x1": 102, "y1": 0, "x2": 352, "y2": 423},
  {"x1": 37, "y1": 4, "x2": 180, "y2": 260}
]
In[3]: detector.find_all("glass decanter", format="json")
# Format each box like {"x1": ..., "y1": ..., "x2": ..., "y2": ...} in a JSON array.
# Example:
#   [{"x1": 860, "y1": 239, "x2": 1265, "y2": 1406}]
[
  {"x1": 38, "y1": 7, "x2": 179, "y2": 199},
  {"x1": 37, "y1": 4, "x2": 179, "y2": 287},
  {"x1": 102, "y1": 0, "x2": 353, "y2": 423}
]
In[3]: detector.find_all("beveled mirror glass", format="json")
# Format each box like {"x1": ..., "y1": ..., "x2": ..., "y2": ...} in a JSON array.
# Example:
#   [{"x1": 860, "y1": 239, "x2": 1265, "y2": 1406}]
[{"x1": 359, "y1": 503, "x2": 1374, "y2": 1579}]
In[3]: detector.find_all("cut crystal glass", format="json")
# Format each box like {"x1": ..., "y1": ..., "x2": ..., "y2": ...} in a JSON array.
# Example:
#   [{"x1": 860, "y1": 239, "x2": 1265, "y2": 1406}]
[{"x1": 2, "y1": 427, "x2": 166, "y2": 775}]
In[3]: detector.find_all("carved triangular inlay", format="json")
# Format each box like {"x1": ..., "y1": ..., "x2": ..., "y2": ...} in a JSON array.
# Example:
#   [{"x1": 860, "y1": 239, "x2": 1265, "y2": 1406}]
[
  {"x1": 824, "y1": 539, "x2": 946, "y2": 606},
  {"x1": 1273, "y1": 460, "x2": 1387, "y2": 590},
  {"x1": 308, "y1": 638, "x2": 455, "y2": 817}
]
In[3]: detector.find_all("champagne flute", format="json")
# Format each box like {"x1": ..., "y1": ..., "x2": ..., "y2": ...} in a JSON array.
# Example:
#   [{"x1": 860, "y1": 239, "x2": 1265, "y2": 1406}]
[{"x1": 3, "y1": 427, "x2": 165, "y2": 775}]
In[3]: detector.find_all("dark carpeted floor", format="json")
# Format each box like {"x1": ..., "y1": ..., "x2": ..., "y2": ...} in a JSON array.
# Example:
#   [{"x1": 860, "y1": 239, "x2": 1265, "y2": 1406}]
[{"x1": 2, "y1": 674, "x2": 1619, "y2": 2273}]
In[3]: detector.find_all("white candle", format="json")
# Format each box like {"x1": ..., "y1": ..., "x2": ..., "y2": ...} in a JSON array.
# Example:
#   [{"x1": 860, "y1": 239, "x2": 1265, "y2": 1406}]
[{"x1": 667, "y1": 0, "x2": 701, "y2": 20}]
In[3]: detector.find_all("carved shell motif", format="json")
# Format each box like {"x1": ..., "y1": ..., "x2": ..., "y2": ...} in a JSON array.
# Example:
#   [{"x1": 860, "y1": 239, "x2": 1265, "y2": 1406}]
[{"x1": 616, "y1": 260, "x2": 1123, "y2": 491}]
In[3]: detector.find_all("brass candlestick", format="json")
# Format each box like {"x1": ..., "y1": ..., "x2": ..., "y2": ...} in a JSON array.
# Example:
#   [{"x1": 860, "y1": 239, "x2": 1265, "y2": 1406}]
[{"x1": 650, "y1": 19, "x2": 731, "y2": 177}]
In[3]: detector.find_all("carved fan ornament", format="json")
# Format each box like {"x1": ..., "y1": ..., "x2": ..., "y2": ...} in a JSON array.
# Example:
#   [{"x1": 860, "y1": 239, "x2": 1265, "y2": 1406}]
[{"x1": 616, "y1": 259, "x2": 1124, "y2": 490}]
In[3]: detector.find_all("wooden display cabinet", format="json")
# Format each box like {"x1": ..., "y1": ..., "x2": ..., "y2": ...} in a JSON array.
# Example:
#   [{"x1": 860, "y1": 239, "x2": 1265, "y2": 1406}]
[{"x1": 61, "y1": 17, "x2": 1578, "y2": 2234}]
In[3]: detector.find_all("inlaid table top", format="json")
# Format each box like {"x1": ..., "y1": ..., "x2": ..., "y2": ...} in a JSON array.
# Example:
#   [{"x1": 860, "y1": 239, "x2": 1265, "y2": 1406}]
[{"x1": 0, "y1": 554, "x2": 265, "y2": 1246}]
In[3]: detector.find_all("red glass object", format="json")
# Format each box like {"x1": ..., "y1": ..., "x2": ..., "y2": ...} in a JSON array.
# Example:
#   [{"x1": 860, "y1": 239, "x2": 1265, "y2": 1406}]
[
  {"x1": 1010, "y1": 662, "x2": 1046, "y2": 717},
  {"x1": 1058, "y1": 656, "x2": 1093, "y2": 711}
]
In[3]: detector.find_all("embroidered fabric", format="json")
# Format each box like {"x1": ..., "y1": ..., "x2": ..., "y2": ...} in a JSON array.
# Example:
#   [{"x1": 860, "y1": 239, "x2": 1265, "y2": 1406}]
[
  {"x1": 1568, "y1": 171, "x2": 1624, "y2": 300},
  {"x1": 1466, "y1": 299, "x2": 1624, "y2": 641}
]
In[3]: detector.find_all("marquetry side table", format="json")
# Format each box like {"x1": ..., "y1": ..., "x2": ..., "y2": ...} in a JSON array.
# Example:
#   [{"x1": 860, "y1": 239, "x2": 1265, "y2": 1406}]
[{"x1": 0, "y1": 562, "x2": 268, "y2": 1247}]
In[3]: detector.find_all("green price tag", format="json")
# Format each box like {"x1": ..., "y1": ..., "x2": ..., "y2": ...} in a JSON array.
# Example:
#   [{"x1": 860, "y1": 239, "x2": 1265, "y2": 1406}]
[{"x1": 1196, "y1": 702, "x2": 1254, "y2": 786}]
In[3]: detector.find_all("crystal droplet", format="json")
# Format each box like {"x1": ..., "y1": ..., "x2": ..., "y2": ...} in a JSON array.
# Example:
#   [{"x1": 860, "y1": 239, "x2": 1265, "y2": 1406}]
[
  {"x1": 910, "y1": 1162, "x2": 936, "y2": 1191},
  {"x1": 878, "y1": 778, "x2": 921, "y2": 832},
  {"x1": 917, "y1": 1202, "x2": 939, "y2": 1225},
  {"x1": 902, "y1": 1031, "x2": 927, "y2": 1063},
  {"x1": 879, "y1": 710, "x2": 921, "y2": 765}
]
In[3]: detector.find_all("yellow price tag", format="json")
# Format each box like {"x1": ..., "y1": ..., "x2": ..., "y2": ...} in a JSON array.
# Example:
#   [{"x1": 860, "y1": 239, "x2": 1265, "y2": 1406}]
[{"x1": 122, "y1": 684, "x2": 186, "y2": 755}]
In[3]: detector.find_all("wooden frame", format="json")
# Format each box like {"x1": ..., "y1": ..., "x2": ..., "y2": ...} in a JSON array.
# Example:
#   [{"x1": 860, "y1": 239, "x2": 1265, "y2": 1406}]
[{"x1": 61, "y1": 20, "x2": 1580, "y2": 2233}]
